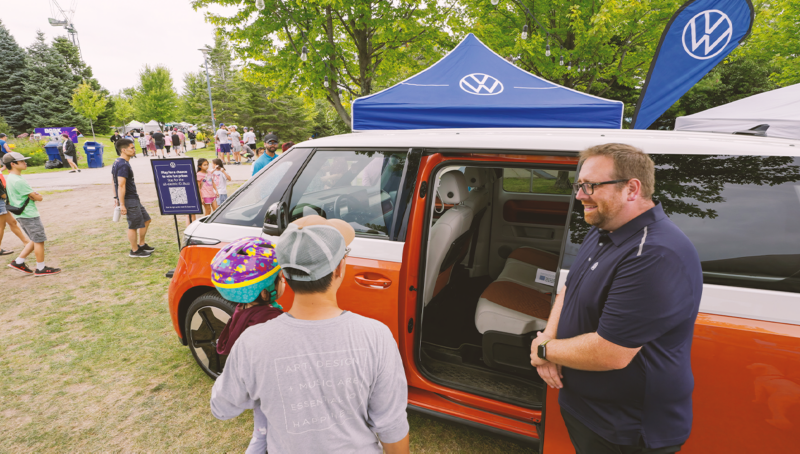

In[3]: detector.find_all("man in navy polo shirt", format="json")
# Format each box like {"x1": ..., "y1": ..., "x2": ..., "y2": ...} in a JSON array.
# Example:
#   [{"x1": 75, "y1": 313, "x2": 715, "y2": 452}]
[{"x1": 531, "y1": 143, "x2": 702, "y2": 453}]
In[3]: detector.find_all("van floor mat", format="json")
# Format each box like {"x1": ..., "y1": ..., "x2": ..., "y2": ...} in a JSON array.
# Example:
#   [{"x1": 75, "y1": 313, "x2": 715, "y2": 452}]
[
  {"x1": 420, "y1": 349, "x2": 543, "y2": 409},
  {"x1": 422, "y1": 273, "x2": 493, "y2": 349}
]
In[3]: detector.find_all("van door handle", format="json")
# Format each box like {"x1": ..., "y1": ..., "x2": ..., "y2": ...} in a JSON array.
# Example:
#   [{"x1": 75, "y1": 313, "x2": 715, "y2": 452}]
[{"x1": 354, "y1": 274, "x2": 392, "y2": 289}]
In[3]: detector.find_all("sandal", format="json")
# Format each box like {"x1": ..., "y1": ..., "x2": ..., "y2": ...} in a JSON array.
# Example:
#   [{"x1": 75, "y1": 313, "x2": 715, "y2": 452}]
[{"x1": 0, "y1": 249, "x2": 14, "y2": 256}]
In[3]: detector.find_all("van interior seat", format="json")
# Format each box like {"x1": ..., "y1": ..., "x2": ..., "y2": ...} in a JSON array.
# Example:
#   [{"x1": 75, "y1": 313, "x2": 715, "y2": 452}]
[
  {"x1": 462, "y1": 168, "x2": 493, "y2": 271},
  {"x1": 424, "y1": 171, "x2": 474, "y2": 306},
  {"x1": 475, "y1": 247, "x2": 559, "y2": 334}
]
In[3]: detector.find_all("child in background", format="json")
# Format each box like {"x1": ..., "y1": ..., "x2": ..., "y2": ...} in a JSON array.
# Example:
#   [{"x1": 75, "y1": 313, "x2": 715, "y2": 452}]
[
  {"x1": 196, "y1": 158, "x2": 218, "y2": 215},
  {"x1": 210, "y1": 237, "x2": 284, "y2": 454},
  {"x1": 211, "y1": 158, "x2": 231, "y2": 207}
]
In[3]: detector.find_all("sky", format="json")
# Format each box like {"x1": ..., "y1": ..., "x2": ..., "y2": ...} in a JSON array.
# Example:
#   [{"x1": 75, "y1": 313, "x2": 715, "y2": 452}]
[{"x1": 2, "y1": 0, "x2": 237, "y2": 93}]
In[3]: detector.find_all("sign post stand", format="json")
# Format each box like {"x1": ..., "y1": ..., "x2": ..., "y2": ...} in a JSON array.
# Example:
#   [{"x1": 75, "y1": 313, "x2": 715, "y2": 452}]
[{"x1": 150, "y1": 158, "x2": 203, "y2": 252}]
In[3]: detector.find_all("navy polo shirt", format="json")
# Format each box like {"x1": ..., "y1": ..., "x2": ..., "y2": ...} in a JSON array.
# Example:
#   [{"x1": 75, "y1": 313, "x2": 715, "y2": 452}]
[{"x1": 557, "y1": 202, "x2": 702, "y2": 449}]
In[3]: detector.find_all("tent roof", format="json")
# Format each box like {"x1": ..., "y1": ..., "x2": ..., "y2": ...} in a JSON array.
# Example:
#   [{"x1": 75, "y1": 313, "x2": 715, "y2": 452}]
[
  {"x1": 126, "y1": 120, "x2": 144, "y2": 127},
  {"x1": 675, "y1": 83, "x2": 800, "y2": 140},
  {"x1": 351, "y1": 33, "x2": 623, "y2": 131}
]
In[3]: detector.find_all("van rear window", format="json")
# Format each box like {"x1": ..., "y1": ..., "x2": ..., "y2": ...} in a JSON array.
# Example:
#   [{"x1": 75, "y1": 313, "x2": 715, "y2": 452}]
[{"x1": 562, "y1": 155, "x2": 800, "y2": 293}]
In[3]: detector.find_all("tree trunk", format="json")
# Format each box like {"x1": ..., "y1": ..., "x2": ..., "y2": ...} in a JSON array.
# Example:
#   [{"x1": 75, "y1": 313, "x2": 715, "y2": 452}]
[
  {"x1": 554, "y1": 170, "x2": 572, "y2": 190},
  {"x1": 90, "y1": 119, "x2": 96, "y2": 141}
]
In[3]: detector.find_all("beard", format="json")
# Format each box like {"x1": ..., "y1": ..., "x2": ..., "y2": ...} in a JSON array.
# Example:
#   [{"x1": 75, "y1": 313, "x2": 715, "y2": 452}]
[{"x1": 583, "y1": 197, "x2": 624, "y2": 229}]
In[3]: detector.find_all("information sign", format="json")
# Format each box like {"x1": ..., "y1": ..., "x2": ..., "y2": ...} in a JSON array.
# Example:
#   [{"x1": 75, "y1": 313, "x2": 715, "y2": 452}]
[{"x1": 151, "y1": 158, "x2": 203, "y2": 215}]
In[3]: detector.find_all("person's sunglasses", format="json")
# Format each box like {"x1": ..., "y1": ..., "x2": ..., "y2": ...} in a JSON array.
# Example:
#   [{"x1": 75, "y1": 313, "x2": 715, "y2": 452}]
[
  {"x1": 267, "y1": 140, "x2": 278, "y2": 145},
  {"x1": 572, "y1": 179, "x2": 628, "y2": 195}
]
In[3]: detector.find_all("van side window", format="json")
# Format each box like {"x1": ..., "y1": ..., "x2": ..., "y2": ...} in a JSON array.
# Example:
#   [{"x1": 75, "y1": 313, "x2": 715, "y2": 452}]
[
  {"x1": 563, "y1": 155, "x2": 800, "y2": 293},
  {"x1": 287, "y1": 150, "x2": 412, "y2": 239},
  {"x1": 212, "y1": 148, "x2": 312, "y2": 227},
  {"x1": 502, "y1": 168, "x2": 574, "y2": 195}
]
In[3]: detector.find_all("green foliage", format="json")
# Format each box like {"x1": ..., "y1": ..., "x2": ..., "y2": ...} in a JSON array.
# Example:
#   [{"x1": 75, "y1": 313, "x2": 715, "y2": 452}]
[
  {"x1": 0, "y1": 20, "x2": 29, "y2": 134},
  {"x1": 8, "y1": 139, "x2": 48, "y2": 166},
  {"x1": 71, "y1": 82, "x2": 109, "y2": 139},
  {"x1": 19, "y1": 32, "x2": 85, "y2": 133},
  {"x1": 740, "y1": 0, "x2": 800, "y2": 87},
  {"x1": 111, "y1": 94, "x2": 136, "y2": 129},
  {"x1": 133, "y1": 65, "x2": 178, "y2": 124},
  {"x1": 0, "y1": 116, "x2": 9, "y2": 135},
  {"x1": 192, "y1": 0, "x2": 459, "y2": 125},
  {"x1": 311, "y1": 99, "x2": 350, "y2": 138}
]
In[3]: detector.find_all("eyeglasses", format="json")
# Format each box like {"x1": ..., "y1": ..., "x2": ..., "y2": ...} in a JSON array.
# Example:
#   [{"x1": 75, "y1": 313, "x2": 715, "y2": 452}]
[
  {"x1": 572, "y1": 179, "x2": 628, "y2": 195},
  {"x1": 267, "y1": 140, "x2": 278, "y2": 145}
]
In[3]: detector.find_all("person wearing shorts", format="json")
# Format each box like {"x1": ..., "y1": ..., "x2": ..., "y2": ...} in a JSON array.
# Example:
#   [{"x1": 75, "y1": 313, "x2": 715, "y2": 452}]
[
  {"x1": 3, "y1": 152, "x2": 61, "y2": 276},
  {"x1": 112, "y1": 139, "x2": 155, "y2": 258},
  {"x1": 215, "y1": 123, "x2": 231, "y2": 165},
  {"x1": 152, "y1": 131, "x2": 165, "y2": 158},
  {"x1": 0, "y1": 171, "x2": 29, "y2": 256},
  {"x1": 164, "y1": 133, "x2": 173, "y2": 156}
]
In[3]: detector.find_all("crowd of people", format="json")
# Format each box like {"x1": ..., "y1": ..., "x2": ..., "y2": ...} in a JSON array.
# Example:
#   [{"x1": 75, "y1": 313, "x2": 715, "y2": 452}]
[{"x1": 110, "y1": 127, "x2": 197, "y2": 160}]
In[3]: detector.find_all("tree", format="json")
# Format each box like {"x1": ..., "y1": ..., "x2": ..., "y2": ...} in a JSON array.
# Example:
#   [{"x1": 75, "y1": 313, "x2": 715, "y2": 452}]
[
  {"x1": 741, "y1": 0, "x2": 800, "y2": 87},
  {"x1": 0, "y1": 20, "x2": 29, "y2": 134},
  {"x1": 179, "y1": 71, "x2": 212, "y2": 126},
  {"x1": 133, "y1": 65, "x2": 178, "y2": 125},
  {"x1": 193, "y1": 0, "x2": 459, "y2": 125},
  {"x1": 0, "y1": 116, "x2": 10, "y2": 135},
  {"x1": 71, "y1": 82, "x2": 108, "y2": 139},
  {"x1": 111, "y1": 94, "x2": 135, "y2": 130},
  {"x1": 19, "y1": 32, "x2": 84, "y2": 133},
  {"x1": 459, "y1": 0, "x2": 683, "y2": 98}
]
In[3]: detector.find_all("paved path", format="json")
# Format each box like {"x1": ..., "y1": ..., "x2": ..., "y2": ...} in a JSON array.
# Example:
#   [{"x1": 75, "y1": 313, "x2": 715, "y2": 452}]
[{"x1": 24, "y1": 155, "x2": 256, "y2": 191}]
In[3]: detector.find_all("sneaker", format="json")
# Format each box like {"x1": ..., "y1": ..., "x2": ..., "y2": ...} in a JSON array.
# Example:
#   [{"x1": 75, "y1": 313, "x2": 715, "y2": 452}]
[
  {"x1": 129, "y1": 248, "x2": 152, "y2": 258},
  {"x1": 69, "y1": 170, "x2": 76, "y2": 173},
  {"x1": 8, "y1": 261, "x2": 33, "y2": 274},
  {"x1": 140, "y1": 243, "x2": 155, "y2": 252},
  {"x1": 0, "y1": 249, "x2": 14, "y2": 256},
  {"x1": 34, "y1": 266, "x2": 62, "y2": 277},
  {"x1": 78, "y1": 169, "x2": 81, "y2": 172}
]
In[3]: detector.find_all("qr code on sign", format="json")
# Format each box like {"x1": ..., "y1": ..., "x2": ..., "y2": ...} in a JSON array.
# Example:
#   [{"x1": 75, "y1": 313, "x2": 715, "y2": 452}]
[{"x1": 168, "y1": 187, "x2": 188, "y2": 205}]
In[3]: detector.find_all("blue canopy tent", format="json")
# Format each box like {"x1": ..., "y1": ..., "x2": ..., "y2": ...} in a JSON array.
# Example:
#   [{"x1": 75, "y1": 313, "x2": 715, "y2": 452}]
[{"x1": 352, "y1": 34, "x2": 623, "y2": 131}]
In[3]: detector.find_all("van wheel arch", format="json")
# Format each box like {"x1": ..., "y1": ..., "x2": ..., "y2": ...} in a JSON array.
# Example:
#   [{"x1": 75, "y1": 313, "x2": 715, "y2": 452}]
[{"x1": 178, "y1": 285, "x2": 216, "y2": 344}]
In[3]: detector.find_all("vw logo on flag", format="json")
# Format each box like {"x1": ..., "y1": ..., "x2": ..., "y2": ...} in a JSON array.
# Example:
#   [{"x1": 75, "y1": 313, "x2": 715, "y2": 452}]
[
  {"x1": 682, "y1": 9, "x2": 733, "y2": 60},
  {"x1": 459, "y1": 73, "x2": 504, "y2": 95}
]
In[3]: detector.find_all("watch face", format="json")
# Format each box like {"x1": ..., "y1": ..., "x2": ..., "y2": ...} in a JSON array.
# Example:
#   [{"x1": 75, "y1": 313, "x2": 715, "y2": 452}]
[{"x1": 538, "y1": 344, "x2": 545, "y2": 359}]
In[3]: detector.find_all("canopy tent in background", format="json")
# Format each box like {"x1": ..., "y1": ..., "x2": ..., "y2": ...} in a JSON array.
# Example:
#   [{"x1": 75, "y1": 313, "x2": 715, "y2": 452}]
[
  {"x1": 142, "y1": 120, "x2": 162, "y2": 133},
  {"x1": 122, "y1": 120, "x2": 144, "y2": 133},
  {"x1": 351, "y1": 34, "x2": 623, "y2": 131},
  {"x1": 675, "y1": 84, "x2": 800, "y2": 140}
]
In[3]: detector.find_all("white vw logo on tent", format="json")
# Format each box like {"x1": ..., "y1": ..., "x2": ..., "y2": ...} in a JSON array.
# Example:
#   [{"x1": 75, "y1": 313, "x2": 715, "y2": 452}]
[
  {"x1": 682, "y1": 9, "x2": 733, "y2": 60},
  {"x1": 460, "y1": 73, "x2": 504, "y2": 95}
]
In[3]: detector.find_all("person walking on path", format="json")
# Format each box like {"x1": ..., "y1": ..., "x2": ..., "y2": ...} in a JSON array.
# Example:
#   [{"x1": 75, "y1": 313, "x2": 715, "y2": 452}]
[
  {"x1": 210, "y1": 215, "x2": 410, "y2": 454},
  {"x1": 146, "y1": 132, "x2": 156, "y2": 157},
  {"x1": 3, "y1": 152, "x2": 61, "y2": 276},
  {"x1": 164, "y1": 132, "x2": 173, "y2": 157},
  {"x1": 242, "y1": 127, "x2": 256, "y2": 163},
  {"x1": 209, "y1": 236, "x2": 285, "y2": 454},
  {"x1": 0, "y1": 170, "x2": 29, "y2": 256},
  {"x1": 211, "y1": 159, "x2": 231, "y2": 206},
  {"x1": 152, "y1": 130, "x2": 165, "y2": 159},
  {"x1": 215, "y1": 123, "x2": 231, "y2": 165},
  {"x1": 60, "y1": 133, "x2": 80, "y2": 173},
  {"x1": 110, "y1": 131, "x2": 121, "y2": 156},
  {"x1": 252, "y1": 134, "x2": 280, "y2": 175},
  {"x1": 171, "y1": 130, "x2": 181, "y2": 155},
  {"x1": 229, "y1": 126, "x2": 242, "y2": 165},
  {"x1": 178, "y1": 129, "x2": 186, "y2": 154},
  {"x1": 197, "y1": 158, "x2": 218, "y2": 215},
  {"x1": 111, "y1": 139, "x2": 155, "y2": 258},
  {"x1": 188, "y1": 130, "x2": 197, "y2": 150},
  {"x1": 139, "y1": 132, "x2": 150, "y2": 157},
  {"x1": 530, "y1": 143, "x2": 702, "y2": 454}
]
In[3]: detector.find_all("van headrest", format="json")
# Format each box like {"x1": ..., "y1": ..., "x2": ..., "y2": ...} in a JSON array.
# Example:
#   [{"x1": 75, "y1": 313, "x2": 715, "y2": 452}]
[
  {"x1": 438, "y1": 171, "x2": 469, "y2": 204},
  {"x1": 463, "y1": 167, "x2": 485, "y2": 188}
]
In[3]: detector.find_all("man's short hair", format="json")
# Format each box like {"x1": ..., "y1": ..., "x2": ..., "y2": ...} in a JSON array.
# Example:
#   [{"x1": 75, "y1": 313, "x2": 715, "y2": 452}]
[
  {"x1": 282, "y1": 269, "x2": 334, "y2": 294},
  {"x1": 579, "y1": 143, "x2": 655, "y2": 199},
  {"x1": 115, "y1": 138, "x2": 134, "y2": 153},
  {"x1": 0, "y1": 133, "x2": 7, "y2": 138}
]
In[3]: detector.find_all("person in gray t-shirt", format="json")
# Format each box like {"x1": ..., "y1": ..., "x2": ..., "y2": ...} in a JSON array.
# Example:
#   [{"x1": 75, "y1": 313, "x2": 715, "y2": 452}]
[{"x1": 211, "y1": 215, "x2": 410, "y2": 453}]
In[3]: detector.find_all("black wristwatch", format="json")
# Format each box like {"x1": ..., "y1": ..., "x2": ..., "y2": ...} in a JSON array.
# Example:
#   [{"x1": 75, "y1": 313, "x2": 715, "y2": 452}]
[{"x1": 537, "y1": 339, "x2": 552, "y2": 360}]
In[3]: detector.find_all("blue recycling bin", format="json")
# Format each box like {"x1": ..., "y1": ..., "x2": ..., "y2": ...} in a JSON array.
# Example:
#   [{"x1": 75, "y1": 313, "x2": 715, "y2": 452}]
[
  {"x1": 44, "y1": 141, "x2": 62, "y2": 161},
  {"x1": 83, "y1": 141, "x2": 104, "y2": 168}
]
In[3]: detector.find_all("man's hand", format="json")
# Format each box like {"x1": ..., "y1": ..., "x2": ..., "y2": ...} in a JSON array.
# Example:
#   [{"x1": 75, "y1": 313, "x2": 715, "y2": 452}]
[
  {"x1": 530, "y1": 331, "x2": 551, "y2": 367},
  {"x1": 120, "y1": 205, "x2": 127, "y2": 215},
  {"x1": 537, "y1": 362, "x2": 563, "y2": 389}
]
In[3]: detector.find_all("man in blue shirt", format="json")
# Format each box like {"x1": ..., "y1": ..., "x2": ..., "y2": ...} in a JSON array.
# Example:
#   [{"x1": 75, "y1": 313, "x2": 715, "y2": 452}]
[
  {"x1": 0, "y1": 133, "x2": 10, "y2": 158},
  {"x1": 252, "y1": 133, "x2": 280, "y2": 175},
  {"x1": 531, "y1": 143, "x2": 702, "y2": 453}
]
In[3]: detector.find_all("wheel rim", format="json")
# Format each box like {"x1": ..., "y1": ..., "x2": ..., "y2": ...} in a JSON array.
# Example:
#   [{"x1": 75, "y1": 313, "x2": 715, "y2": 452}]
[{"x1": 189, "y1": 306, "x2": 231, "y2": 376}]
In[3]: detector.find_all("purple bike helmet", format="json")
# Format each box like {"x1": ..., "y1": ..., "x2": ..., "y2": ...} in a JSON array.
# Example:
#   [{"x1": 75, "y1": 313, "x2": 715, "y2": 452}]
[{"x1": 211, "y1": 237, "x2": 282, "y2": 305}]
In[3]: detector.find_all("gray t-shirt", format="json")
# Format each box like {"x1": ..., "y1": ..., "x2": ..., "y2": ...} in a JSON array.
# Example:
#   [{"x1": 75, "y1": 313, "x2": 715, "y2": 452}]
[
  {"x1": 216, "y1": 128, "x2": 230, "y2": 144},
  {"x1": 210, "y1": 311, "x2": 409, "y2": 453}
]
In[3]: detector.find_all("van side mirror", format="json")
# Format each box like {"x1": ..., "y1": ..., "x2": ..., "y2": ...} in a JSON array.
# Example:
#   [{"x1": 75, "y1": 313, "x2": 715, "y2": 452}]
[{"x1": 263, "y1": 202, "x2": 286, "y2": 235}]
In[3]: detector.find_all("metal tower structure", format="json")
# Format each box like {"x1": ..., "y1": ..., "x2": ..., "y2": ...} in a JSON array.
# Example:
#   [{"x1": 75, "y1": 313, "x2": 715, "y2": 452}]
[{"x1": 48, "y1": 0, "x2": 82, "y2": 57}]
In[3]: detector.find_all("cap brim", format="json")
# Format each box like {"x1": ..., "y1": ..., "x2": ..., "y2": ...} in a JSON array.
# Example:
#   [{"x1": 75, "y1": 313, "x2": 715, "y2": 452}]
[{"x1": 292, "y1": 215, "x2": 355, "y2": 246}]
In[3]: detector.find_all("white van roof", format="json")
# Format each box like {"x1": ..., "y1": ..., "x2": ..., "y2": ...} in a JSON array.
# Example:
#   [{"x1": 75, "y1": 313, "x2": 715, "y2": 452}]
[{"x1": 298, "y1": 128, "x2": 799, "y2": 157}]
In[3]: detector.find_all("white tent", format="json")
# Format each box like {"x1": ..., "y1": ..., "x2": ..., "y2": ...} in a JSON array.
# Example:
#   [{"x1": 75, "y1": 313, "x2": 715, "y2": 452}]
[
  {"x1": 122, "y1": 120, "x2": 144, "y2": 133},
  {"x1": 675, "y1": 84, "x2": 800, "y2": 140},
  {"x1": 143, "y1": 120, "x2": 162, "y2": 133}
]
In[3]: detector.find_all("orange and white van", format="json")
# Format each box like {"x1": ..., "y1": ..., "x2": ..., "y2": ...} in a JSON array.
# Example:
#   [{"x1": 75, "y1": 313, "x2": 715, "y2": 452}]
[{"x1": 168, "y1": 129, "x2": 800, "y2": 452}]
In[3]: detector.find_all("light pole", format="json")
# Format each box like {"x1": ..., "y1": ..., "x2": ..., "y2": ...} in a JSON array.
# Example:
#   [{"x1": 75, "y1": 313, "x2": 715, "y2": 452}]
[{"x1": 199, "y1": 48, "x2": 216, "y2": 131}]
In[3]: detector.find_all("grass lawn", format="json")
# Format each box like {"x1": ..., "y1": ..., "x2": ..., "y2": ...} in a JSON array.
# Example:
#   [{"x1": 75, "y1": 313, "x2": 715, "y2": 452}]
[
  {"x1": 23, "y1": 136, "x2": 119, "y2": 175},
  {"x1": 0, "y1": 186, "x2": 533, "y2": 453}
]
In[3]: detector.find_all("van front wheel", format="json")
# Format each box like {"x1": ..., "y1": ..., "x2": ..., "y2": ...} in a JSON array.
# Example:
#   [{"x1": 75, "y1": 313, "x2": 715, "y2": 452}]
[{"x1": 185, "y1": 291, "x2": 235, "y2": 379}]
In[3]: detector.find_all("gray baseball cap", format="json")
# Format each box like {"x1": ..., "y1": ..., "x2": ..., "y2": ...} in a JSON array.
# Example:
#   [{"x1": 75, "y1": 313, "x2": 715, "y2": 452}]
[
  {"x1": 276, "y1": 215, "x2": 355, "y2": 281},
  {"x1": 2, "y1": 152, "x2": 31, "y2": 165}
]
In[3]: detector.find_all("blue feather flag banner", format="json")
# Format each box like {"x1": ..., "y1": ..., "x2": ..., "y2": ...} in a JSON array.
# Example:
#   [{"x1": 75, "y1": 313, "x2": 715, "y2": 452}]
[{"x1": 632, "y1": 0, "x2": 754, "y2": 130}]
